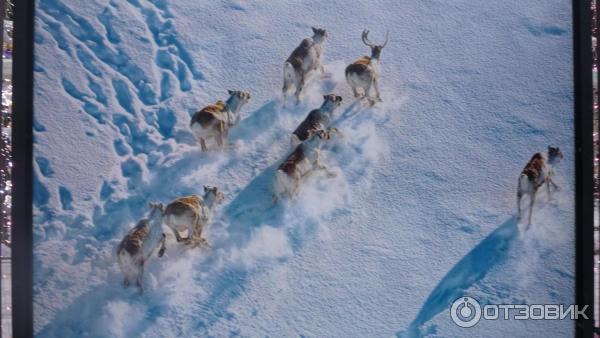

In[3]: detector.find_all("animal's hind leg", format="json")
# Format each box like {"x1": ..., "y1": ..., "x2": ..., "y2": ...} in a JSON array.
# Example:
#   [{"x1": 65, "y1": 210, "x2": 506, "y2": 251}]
[
  {"x1": 135, "y1": 261, "x2": 144, "y2": 294},
  {"x1": 199, "y1": 138, "x2": 208, "y2": 152},
  {"x1": 158, "y1": 234, "x2": 166, "y2": 257},
  {"x1": 364, "y1": 84, "x2": 378, "y2": 106},
  {"x1": 550, "y1": 178, "x2": 559, "y2": 190},
  {"x1": 170, "y1": 227, "x2": 184, "y2": 242},
  {"x1": 373, "y1": 79, "x2": 382, "y2": 102},
  {"x1": 217, "y1": 124, "x2": 225, "y2": 149},
  {"x1": 517, "y1": 191, "x2": 522, "y2": 220},
  {"x1": 548, "y1": 177, "x2": 560, "y2": 193},
  {"x1": 527, "y1": 193, "x2": 536, "y2": 227},
  {"x1": 190, "y1": 222, "x2": 209, "y2": 248},
  {"x1": 314, "y1": 151, "x2": 336, "y2": 178},
  {"x1": 294, "y1": 73, "x2": 305, "y2": 105},
  {"x1": 123, "y1": 277, "x2": 130, "y2": 288},
  {"x1": 191, "y1": 222, "x2": 202, "y2": 242},
  {"x1": 364, "y1": 82, "x2": 372, "y2": 99},
  {"x1": 282, "y1": 78, "x2": 290, "y2": 99}
]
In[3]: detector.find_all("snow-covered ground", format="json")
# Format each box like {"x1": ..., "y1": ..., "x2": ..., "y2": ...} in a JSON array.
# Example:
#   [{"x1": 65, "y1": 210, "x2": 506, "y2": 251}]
[{"x1": 32, "y1": 0, "x2": 575, "y2": 337}]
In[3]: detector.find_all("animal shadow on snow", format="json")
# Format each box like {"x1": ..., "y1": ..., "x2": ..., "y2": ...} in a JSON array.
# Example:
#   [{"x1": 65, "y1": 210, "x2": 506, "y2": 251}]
[
  {"x1": 185, "y1": 164, "x2": 289, "y2": 333},
  {"x1": 218, "y1": 163, "x2": 286, "y2": 246},
  {"x1": 398, "y1": 217, "x2": 519, "y2": 338},
  {"x1": 229, "y1": 100, "x2": 282, "y2": 141}
]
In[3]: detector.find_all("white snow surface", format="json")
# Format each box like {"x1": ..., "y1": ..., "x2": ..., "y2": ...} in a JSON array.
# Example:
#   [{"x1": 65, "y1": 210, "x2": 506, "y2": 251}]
[{"x1": 32, "y1": 0, "x2": 575, "y2": 337}]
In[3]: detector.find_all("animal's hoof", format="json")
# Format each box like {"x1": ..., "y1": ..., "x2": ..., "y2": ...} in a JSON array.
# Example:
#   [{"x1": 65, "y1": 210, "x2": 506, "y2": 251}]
[
  {"x1": 190, "y1": 239, "x2": 210, "y2": 249},
  {"x1": 327, "y1": 172, "x2": 337, "y2": 178},
  {"x1": 158, "y1": 248, "x2": 166, "y2": 257},
  {"x1": 328, "y1": 128, "x2": 341, "y2": 137}
]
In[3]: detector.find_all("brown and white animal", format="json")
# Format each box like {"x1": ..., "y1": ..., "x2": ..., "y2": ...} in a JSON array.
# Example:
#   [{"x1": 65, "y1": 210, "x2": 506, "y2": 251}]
[
  {"x1": 345, "y1": 29, "x2": 388, "y2": 102},
  {"x1": 163, "y1": 186, "x2": 225, "y2": 246},
  {"x1": 273, "y1": 129, "x2": 336, "y2": 202},
  {"x1": 190, "y1": 90, "x2": 251, "y2": 151},
  {"x1": 517, "y1": 146, "x2": 564, "y2": 226},
  {"x1": 117, "y1": 203, "x2": 166, "y2": 293},
  {"x1": 283, "y1": 27, "x2": 328, "y2": 104},
  {"x1": 291, "y1": 94, "x2": 342, "y2": 147}
]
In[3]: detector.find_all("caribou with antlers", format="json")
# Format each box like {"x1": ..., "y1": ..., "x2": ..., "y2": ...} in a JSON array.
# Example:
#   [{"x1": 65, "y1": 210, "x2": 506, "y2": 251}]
[{"x1": 345, "y1": 29, "x2": 389, "y2": 103}]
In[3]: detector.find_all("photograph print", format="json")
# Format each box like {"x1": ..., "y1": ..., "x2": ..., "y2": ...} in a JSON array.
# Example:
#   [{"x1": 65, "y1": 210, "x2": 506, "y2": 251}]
[{"x1": 32, "y1": 0, "x2": 576, "y2": 337}]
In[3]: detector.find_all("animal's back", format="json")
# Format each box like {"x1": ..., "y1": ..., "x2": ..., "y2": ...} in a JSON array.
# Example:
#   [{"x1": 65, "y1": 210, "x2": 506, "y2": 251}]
[
  {"x1": 293, "y1": 109, "x2": 328, "y2": 142},
  {"x1": 164, "y1": 196, "x2": 203, "y2": 232},
  {"x1": 521, "y1": 153, "x2": 545, "y2": 182},
  {"x1": 286, "y1": 38, "x2": 312, "y2": 70},
  {"x1": 118, "y1": 219, "x2": 150, "y2": 257},
  {"x1": 165, "y1": 195, "x2": 203, "y2": 215},
  {"x1": 191, "y1": 101, "x2": 226, "y2": 127},
  {"x1": 279, "y1": 146, "x2": 306, "y2": 176},
  {"x1": 345, "y1": 56, "x2": 370, "y2": 75}
]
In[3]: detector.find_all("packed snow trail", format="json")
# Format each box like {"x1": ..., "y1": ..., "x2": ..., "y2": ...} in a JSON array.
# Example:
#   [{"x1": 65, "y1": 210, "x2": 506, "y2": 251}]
[{"x1": 33, "y1": 0, "x2": 574, "y2": 337}]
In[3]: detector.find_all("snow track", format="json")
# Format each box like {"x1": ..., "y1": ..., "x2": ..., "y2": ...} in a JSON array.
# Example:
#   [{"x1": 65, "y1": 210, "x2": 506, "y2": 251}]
[{"x1": 33, "y1": 0, "x2": 574, "y2": 337}]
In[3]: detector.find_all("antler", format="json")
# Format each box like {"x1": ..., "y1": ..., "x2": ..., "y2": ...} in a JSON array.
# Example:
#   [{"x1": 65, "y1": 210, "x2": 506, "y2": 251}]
[
  {"x1": 362, "y1": 29, "x2": 375, "y2": 47},
  {"x1": 382, "y1": 31, "x2": 389, "y2": 48},
  {"x1": 362, "y1": 29, "x2": 389, "y2": 48}
]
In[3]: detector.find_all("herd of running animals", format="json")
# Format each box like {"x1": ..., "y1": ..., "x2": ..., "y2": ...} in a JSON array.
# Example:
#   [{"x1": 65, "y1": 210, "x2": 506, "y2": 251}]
[{"x1": 117, "y1": 27, "x2": 565, "y2": 293}]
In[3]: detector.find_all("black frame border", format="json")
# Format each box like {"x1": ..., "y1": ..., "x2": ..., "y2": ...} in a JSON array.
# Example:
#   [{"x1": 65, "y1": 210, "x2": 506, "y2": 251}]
[
  {"x1": 12, "y1": 0, "x2": 34, "y2": 337},
  {"x1": 574, "y1": 0, "x2": 595, "y2": 336},
  {"x1": 8, "y1": 0, "x2": 596, "y2": 337}
]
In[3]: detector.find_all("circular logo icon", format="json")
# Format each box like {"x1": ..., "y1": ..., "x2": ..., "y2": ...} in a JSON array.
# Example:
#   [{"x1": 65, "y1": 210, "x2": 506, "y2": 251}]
[{"x1": 450, "y1": 297, "x2": 482, "y2": 328}]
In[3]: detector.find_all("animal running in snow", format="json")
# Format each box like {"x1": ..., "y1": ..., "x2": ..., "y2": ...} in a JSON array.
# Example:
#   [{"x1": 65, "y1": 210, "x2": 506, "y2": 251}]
[
  {"x1": 163, "y1": 186, "x2": 225, "y2": 247},
  {"x1": 117, "y1": 203, "x2": 166, "y2": 293},
  {"x1": 517, "y1": 146, "x2": 563, "y2": 226},
  {"x1": 190, "y1": 90, "x2": 251, "y2": 151},
  {"x1": 346, "y1": 29, "x2": 388, "y2": 103},
  {"x1": 283, "y1": 27, "x2": 328, "y2": 104},
  {"x1": 291, "y1": 94, "x2": 342, "y2": 147},
  {"x1": 273, "y1": 129, "x2": 336, "y2": 202}
]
